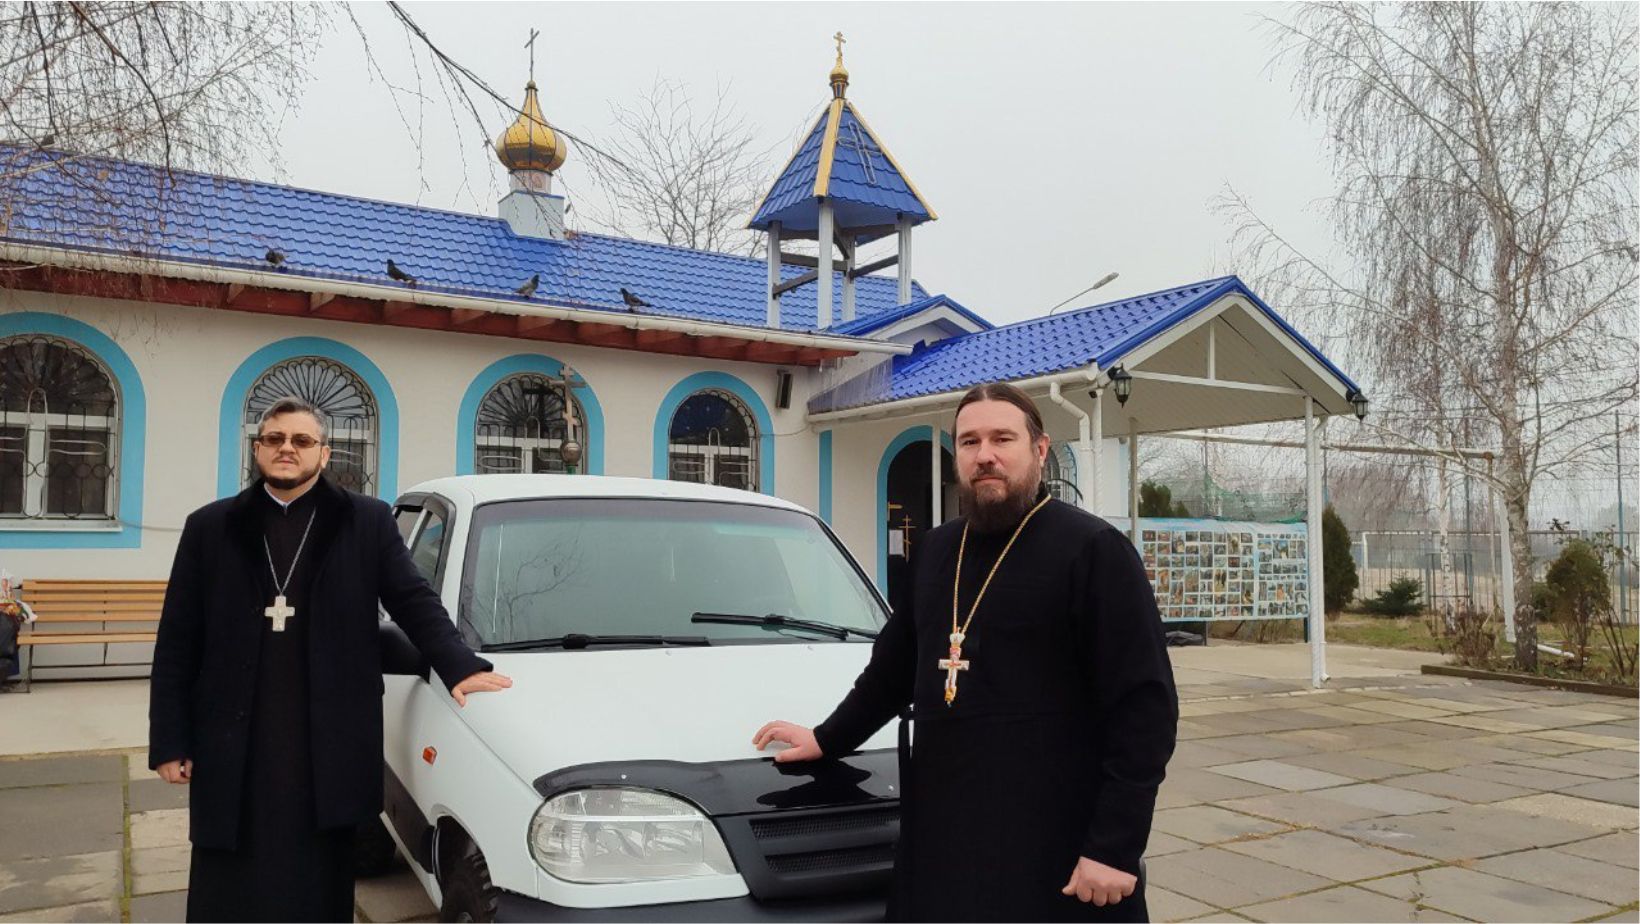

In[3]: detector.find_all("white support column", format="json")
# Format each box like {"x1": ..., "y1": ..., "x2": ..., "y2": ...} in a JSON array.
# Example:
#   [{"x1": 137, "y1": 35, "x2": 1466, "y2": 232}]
[
  {"x1": 1305, "y1": 397, "x2": 1327, "y2": 688},
  {"x1": 896, "y1": 216, "x2": 913, "y2": 305},
  {"x1": 765, "y1": 221, "x2": 781, "y2": 327},
  {"x1": 841, "y1": 237, "x2": 857, "y2": 322},
  {"x1": 1494, "y1": 467, "x2": 1518, "y2": 643},
  {"x1": 1207, "y1": 321, "x2": 1217, "y2": 379},
  {"x1": 1088, "y1": 387, "x2": 1104, "y2": 514},
  {"x1": 1128, "y1": 417, "x2": 1140, "y2": 545},
  {"x1": 1360, "y1": 532, "x2": 1370, "y2": 596},
  {"x1": 816, "y1": 203, "x2": 835, "y2": 329},
  {"x1": 930, "y1": 427, "x2": 943, "y2": 527}
]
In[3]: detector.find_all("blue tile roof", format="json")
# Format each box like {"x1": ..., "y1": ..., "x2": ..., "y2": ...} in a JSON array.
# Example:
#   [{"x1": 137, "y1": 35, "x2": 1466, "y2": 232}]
[
  {"x1": 828, "y1": 293, "x2": 992, "y2": 338},
  {"x1": 811, "y1": 276, "x2": 1361, "y2": 411},
  {"x1": 750, "y1": 101, "x2": 934, "y2": 234},
  {"x1": 0, "y1": 149, "x2": 927, "y2": 334}
]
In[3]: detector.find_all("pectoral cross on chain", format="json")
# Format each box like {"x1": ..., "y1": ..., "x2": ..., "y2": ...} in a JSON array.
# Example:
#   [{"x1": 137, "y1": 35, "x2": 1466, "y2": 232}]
[
  {"x1": 264, "y1": 595, "x2": 295, "y2": 632},
  {"x1": 939, "y1": 631, "x2": 969, "y2": 706}
]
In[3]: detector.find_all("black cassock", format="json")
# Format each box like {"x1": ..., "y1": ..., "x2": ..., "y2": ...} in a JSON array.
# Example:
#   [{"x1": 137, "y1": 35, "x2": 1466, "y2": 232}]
[
  {"x1": 815, "y1": 497, "x2": 1178, "y2": 923},
  {"x1": 187, "y1": 487, "x2": 351, "y2": 922}
]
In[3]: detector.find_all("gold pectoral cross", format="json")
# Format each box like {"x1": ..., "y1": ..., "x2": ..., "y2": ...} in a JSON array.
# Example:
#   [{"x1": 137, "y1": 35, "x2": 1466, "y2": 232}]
[
  {"x1": 265, "y1": 595, "x2": 295, "y2": 633},
  {"x1": 939, "y1": 631, "x2": 969, "y2": 706}
]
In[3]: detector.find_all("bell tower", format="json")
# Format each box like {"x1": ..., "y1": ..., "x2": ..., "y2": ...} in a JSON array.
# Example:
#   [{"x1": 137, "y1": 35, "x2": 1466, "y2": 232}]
[{"x1": 748, "y1": 34, "x2": 937, "y2": 328}]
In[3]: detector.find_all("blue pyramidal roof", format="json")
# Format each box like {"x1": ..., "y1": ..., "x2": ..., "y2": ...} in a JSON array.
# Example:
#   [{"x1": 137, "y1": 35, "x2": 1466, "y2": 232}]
[
  {"x1": 0, "y1": 148, "x2": 928, "y2": 334},
  {"x1": 750, "y1": 100, "x2": 935, "y2": 235}
]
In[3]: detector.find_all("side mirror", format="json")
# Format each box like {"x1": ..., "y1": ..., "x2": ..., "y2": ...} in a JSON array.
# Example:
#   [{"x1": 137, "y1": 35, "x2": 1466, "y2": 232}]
[{"x1": 379, "y1": 621, "x2": 430, "y2": 680}]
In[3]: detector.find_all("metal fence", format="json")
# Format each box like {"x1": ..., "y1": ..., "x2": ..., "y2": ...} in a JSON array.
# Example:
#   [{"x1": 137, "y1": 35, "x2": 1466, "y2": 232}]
[{"x1": 1351, "y1": 529, "x2": 1639, "y2": 623}]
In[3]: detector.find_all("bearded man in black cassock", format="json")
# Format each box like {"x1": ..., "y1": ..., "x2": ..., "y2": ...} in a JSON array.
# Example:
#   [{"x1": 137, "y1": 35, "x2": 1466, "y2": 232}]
[
  {"x1": 756, "y1": 382, "x2": 1178, "y2": 922},
  {"x1": 149, "y1": 397, "x2": 513, "y2": 923}
]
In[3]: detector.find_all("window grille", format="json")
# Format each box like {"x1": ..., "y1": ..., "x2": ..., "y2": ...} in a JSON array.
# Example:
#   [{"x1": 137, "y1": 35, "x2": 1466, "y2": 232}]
[
  {"x1": 242, "y1": 356, "x2": 379, "y2": 495},
  {"x1": 0, "y1": 336, "x2": 119, "y2": 521}
]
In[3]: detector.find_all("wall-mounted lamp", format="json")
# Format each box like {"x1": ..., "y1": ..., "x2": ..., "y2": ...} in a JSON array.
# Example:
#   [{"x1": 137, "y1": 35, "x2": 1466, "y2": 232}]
[
  {"x1": 1346, "y1": 389, "x2": 1369, "y2": 421},
  {"x1": 1111, "y1": 366, "x2": 1133, "y2": 406}
]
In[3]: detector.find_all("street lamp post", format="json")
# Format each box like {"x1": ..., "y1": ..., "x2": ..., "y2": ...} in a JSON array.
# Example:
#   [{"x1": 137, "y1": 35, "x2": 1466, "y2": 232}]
[{"x1": 1045, "y1": 272, "x2": 1120, "y2": 316}]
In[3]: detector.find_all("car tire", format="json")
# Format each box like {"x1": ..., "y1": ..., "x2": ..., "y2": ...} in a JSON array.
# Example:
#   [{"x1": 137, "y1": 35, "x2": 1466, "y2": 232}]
[
  {"x1": 439, "y1": 839, "x2": 500, "y2": 923},
  {"x1": 354, "y1": 815, "x2": 401, "y2": 878}
]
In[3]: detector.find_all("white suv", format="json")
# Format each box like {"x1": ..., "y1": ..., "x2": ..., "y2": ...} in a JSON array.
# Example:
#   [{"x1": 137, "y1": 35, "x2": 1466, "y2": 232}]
[{"x1": 367, "y1": 475, "x2": 899, "y2": 922}]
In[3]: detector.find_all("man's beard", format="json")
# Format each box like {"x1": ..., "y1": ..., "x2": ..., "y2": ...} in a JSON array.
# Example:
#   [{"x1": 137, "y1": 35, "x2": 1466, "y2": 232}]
[
  {"x1": 959, "y1": 468, "x2": 1042, "y2": 535},
  {"x1": 260, "y1": 460, "x2": 321, "y2": 491}
]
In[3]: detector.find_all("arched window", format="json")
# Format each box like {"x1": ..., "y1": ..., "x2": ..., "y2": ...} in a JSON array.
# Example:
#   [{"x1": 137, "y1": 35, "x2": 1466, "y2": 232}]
[
  {"x1": 0, "y1": 336, "x2": 119, "y2": 520},
  {"x1": 1045, "y1": 442, "x2": 1080, "y2": 505},
  {"x1": 667, "y1": 389, "x2": 759, "y2": 491},
  {"x1": 473, "y1": 373, "x2": 586, "y2": 474},
  {"x1": 242, "y1": 356, "x2": 379, "y2": 495}
]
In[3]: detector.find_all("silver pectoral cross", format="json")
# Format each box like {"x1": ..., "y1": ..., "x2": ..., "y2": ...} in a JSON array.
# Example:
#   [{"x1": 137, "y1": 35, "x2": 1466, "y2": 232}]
[{"x1": 265, "y1": 595, "x2": 295, "y2": 632}]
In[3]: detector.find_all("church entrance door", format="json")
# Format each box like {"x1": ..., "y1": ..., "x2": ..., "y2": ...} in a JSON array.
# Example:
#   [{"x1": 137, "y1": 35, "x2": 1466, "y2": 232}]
[{"x1": 884, "y1": 439, "x2": 954, "y2": 614}]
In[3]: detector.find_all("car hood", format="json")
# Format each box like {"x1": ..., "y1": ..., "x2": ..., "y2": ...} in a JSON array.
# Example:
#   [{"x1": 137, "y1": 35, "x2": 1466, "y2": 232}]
[{"x1": 457, "y1": 642, "x2": 896, "y2": 783}]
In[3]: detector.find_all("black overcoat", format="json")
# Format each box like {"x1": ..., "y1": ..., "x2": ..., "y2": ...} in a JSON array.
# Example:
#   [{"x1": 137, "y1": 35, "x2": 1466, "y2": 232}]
[{"x1": 148, "y1": 475, "x2": 490, "y2": 850}]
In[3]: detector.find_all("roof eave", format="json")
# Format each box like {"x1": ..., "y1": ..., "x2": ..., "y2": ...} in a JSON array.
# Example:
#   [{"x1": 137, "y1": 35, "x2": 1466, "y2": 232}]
[
  {"x1": 0, "y1": 240, "x2": 913, "y2": 358},
  {"x1": 808, "y1": 364, "x2": 1102, "y2": 423}
]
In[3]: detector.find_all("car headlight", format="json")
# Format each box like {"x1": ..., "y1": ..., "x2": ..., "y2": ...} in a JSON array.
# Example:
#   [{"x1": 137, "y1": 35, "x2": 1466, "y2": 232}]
[{"x1": 529, "y1": 787, "x2": 736, "y2": 883}]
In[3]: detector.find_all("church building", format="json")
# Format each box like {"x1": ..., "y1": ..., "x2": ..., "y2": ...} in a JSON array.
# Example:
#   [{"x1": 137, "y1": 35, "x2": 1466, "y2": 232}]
[{"x1": 0, "y1": 42, "x2": 1363, "y2": 678}]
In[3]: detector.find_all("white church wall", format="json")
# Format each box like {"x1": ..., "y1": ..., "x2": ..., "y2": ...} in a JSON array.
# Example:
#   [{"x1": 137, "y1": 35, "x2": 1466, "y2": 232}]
[{"x1": 0, "y1": 291, "x2": 830, "y2": 582}]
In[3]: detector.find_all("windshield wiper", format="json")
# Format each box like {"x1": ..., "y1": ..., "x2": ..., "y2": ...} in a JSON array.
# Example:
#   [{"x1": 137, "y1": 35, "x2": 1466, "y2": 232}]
[
  {"x1": 482, "y1": 634, "x2": 713, "y2": 653},
  {"x1": 690, "y1": 612, "x2": 879, "y2": 641}
]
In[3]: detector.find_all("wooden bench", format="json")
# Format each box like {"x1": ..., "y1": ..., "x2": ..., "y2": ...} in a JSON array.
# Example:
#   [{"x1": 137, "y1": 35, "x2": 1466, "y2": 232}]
[{"x1": 11, "y1": 580, "x2": 166, "y2": 690}]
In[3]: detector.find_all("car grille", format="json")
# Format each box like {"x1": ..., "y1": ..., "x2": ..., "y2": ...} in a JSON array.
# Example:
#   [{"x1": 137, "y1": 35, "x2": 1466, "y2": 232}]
[
  {"x1": 766, "y1": 843, "x2": 899, "y2": 875},
  {"x1": 719, "y1": 803, "x2": 899, "y2": 901}
]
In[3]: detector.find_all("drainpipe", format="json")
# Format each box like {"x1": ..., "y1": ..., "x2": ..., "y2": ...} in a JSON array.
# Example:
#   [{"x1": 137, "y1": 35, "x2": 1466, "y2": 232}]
[{"x1": 1048, "y1": 380, "x2": 1096, "y2": 513}]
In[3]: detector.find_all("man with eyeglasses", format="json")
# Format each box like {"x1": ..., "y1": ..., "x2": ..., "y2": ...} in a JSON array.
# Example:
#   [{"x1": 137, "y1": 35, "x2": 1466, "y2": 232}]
[{"x1": 149, "y1": 396, "x2": 511, "y2": 922}]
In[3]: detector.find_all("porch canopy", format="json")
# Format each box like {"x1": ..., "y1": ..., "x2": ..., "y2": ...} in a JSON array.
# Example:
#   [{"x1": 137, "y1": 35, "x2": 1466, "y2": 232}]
[{"x1": 808, "y1": 276, "x2": 1366, "y2": 687}]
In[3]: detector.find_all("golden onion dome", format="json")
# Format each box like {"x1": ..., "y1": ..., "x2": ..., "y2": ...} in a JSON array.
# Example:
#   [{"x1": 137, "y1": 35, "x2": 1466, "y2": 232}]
[
  {"x1": 829, "y1": 36, "x2": 849, "y2": 99},
  {"x1": 495, "y1": 81, "x2": 567, "y2": 173}
]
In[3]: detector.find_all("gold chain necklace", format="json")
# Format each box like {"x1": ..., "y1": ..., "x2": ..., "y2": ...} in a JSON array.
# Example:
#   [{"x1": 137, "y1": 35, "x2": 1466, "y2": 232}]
[{"x1": 941, "y1": 494, "x2": 1052, "y2": 706}]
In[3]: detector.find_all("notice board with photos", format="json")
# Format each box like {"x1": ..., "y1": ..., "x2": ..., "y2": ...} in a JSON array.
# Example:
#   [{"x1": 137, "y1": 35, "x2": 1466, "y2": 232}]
[{"x1": 1103, "y1": 517, "x2": 1311, "y2": 622}]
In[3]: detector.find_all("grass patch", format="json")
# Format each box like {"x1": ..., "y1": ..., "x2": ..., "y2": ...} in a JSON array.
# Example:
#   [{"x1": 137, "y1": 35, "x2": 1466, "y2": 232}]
[
  {"x1": 1327, "y1": 609, "x2": 1638, "y2": 684},
  {"x1": 1328, "y1": 614, "x2": 1445, "y2": 652}
]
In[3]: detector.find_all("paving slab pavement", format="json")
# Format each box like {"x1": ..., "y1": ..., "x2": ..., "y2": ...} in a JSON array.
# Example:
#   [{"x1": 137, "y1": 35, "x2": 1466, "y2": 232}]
[
  {"x1": 1360, "y1": 865, "x2": 1615, "y2": 922},
  {"x1": 1235, "y1": 884, "x2": 1468, "y2": 923},
  {"x1": 0, "y1": 851, "x2": 121, "y2": 916},
  {"x1": 1147, "y1": 846, "x2": 1335, "y2": 909},
  {"x1": 1207, "y1": 759, "x2": 1357, "y2": 792},
  {"x1": 1472, "y1": 847, "x2": 1640, "y2": 906},
  {"x1": 1215, "y1": 828, "x2": 1429, "y2": 883},
  {"x1": 0, "y1": 643, "x2": 1632, "y2": 922}
]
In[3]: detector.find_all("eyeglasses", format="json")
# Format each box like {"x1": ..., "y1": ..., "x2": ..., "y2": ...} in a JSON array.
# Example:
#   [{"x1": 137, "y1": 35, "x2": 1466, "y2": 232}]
[{"x1": 255, "y1": 432, "x2": 323, "y2": 450}]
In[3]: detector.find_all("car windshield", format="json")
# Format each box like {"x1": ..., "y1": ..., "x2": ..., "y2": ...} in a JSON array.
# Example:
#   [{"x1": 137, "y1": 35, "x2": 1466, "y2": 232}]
[{"x1": 458, "y1": 498, "x2": 889, "y2": 648}]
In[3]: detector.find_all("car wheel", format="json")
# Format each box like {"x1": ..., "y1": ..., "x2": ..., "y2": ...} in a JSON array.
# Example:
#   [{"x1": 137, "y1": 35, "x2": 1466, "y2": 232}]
[
  {"x1": 439, "y1": 839, "x2": 500, "y2": 923},
  {"x1": 354, "y1": 815, "x2": 401, "y2": 878}
]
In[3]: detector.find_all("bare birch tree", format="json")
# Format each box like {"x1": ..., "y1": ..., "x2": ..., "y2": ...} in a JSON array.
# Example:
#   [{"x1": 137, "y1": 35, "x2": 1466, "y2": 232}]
[
  {"x1": 580, "y1": 77, "x2": 772, "y2": 255},
  {"x1": 1220, "y1": 2, "x2": 1638, "y2": 668},
  {"x1": 0, "y1": 2, "x2": 328, "y2": 246},
  {"x1": 0, "y1": 3, "x2": 326, "y2": 172}
]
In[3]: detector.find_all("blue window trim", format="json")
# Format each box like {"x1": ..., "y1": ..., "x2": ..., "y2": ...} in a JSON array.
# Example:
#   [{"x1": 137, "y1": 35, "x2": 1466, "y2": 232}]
[
  {"x1": 0, "y1": 313, "x2": 146, "y2": 549},
  {"x1": 217, "y1": 338, "x2": 399, "y2": 500},
  {"x1": 874, "y1": 425, "x2": 954, "y2": 593},
  {"x1": 652, "y1": 372, "x2": 775, "y2": 495},
  {"x1": 818, "y1": 430, "x2": 833, "y2": 524},
  {"x1": 456, "y1": 355, "x2": 606, "y2": 475}
]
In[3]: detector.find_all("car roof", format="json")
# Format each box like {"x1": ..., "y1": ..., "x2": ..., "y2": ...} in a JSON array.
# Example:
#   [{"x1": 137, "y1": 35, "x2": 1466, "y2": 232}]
[{"x1": 397, "y1": 474, "x2": 814, "y2": 515}]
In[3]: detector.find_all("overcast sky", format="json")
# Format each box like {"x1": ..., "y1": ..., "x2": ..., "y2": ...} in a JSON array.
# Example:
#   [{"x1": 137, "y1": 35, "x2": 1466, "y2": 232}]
[
  {"x1": 250, "y1": 2, "x2": 1631, "y2": 526},
  {"x1": 262, "y1": 1, "x2": 1341, "y2": 329}
]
